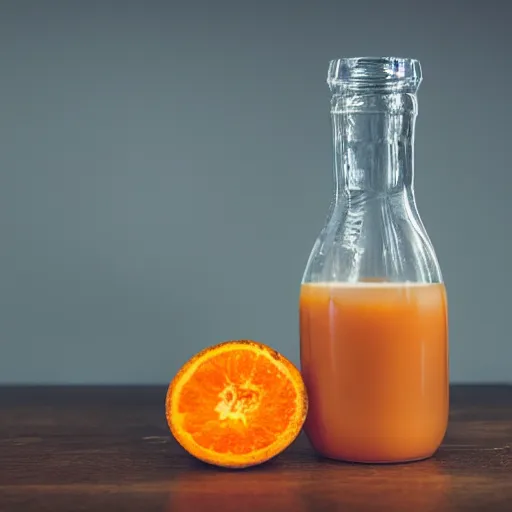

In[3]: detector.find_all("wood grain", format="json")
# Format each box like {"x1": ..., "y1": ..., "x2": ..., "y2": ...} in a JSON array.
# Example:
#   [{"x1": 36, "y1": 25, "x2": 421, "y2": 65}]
[{"x1": 0, "y1": 385, "x2": 510, "y2": 511}]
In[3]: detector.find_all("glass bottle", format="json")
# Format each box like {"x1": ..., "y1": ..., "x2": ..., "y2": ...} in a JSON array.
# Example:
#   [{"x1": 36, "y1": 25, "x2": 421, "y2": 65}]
[{"x1": 299, "y1": 57, "x2": 448, "y2": 463}]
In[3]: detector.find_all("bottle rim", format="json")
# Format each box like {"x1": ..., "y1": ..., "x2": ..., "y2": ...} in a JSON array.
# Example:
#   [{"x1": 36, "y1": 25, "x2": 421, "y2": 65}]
[{"x1": 327, "y1": 57, "x2": 422, "y2": 93}]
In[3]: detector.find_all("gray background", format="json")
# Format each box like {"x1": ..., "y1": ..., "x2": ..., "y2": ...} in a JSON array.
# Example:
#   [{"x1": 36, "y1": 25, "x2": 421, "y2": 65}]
[{"x1": 1, "y1": 0, "x2": 510, "y2": 384}]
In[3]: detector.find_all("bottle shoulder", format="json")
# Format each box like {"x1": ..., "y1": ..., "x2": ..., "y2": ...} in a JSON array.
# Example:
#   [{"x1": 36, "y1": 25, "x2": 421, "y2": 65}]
[{"x1": 302, "y1": 191, "x2": 442, "y2": 284}]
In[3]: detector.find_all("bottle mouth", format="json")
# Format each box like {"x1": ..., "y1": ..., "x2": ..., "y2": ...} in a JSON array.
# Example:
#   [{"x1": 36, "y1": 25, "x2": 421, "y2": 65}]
[{"x1": 327, "y1": 57, "x2": 422, "y2": 94}]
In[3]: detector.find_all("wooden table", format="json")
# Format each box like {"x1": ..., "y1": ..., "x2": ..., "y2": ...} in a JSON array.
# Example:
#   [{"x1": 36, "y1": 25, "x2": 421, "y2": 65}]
[{"x1": 0, "y1": 386, "x2": 510, "y2": 511}]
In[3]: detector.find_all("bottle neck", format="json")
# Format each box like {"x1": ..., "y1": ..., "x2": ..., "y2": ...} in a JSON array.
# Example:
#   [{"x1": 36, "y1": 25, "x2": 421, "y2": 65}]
[{"x1": 331, "y1": 93, "x2": 417, "y2": 201}]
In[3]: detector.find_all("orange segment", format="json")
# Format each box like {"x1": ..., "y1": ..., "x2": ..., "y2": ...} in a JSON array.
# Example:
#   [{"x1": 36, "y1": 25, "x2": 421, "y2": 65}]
[{"x1": 165, "y1": 340, "x2": 308, "y2": 468}]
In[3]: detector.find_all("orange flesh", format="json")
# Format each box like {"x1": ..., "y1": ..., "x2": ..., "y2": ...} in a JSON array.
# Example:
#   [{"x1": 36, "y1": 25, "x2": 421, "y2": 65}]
[
  {"x1": 300, "y1": 282, "x2": 448, "y2": 463},
  {"x1": 166, "y1": 341, "x2": 307, "y2": 468}
]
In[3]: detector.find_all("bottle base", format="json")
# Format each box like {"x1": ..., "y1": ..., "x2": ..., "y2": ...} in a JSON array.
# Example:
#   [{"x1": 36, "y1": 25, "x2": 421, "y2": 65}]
[{"x1": 304, "y1": 425, "x2": 445, "y2": 464}]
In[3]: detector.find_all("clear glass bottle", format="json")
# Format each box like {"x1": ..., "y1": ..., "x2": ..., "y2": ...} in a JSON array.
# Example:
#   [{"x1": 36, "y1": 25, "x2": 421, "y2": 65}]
[{"x1": 299, "y1": 57, "x2": 448, "y2": 463}]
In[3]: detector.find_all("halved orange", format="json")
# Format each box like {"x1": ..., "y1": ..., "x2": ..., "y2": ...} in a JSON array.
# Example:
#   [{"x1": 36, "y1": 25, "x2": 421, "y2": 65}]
[{"x1": 165, "y1": 340, "x2": 308, "y2": 468}]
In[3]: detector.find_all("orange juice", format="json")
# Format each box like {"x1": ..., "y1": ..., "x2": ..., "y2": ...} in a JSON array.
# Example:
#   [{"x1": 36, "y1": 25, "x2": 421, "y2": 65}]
[{"x1": 300, "y1": 282, "x2": 448, "y2": 463}]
